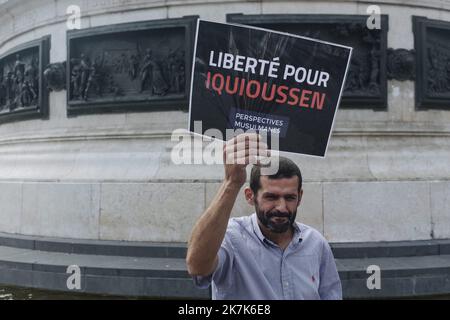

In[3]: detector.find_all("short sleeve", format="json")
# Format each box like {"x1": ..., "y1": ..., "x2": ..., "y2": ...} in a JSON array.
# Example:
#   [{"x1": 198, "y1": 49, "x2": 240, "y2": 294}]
[{"x1": 192, "y1": 233, "x2": 235, "y2": 290}]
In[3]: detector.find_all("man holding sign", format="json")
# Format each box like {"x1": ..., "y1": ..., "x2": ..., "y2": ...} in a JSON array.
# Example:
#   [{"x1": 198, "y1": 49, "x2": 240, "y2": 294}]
[
  {"x1": 186, "y1": 133, "x2": 342, "y2": 300},
  {"x1": 187, "y1": 20, "x2": 348, "y2": 299}
]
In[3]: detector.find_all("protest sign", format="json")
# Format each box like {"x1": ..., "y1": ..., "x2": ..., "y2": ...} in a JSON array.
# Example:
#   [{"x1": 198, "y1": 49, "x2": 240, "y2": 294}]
[{"x1": 189, "y1": 20, "x2": 352, "y2": 157}]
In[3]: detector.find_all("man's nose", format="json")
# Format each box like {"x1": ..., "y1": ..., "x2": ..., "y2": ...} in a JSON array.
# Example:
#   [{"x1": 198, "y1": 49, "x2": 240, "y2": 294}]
[{"x1": 275, "y1": 198, "x2": 288, "y2": 212}]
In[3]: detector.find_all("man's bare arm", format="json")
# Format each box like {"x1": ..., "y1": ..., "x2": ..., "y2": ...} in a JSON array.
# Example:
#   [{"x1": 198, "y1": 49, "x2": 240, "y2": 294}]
[
  {"x1": 186, "y1": 134, "x2": 267, "y2": 276},
  {"x1": 186, "y1": 180, "x2": 241, "y2": 276}
]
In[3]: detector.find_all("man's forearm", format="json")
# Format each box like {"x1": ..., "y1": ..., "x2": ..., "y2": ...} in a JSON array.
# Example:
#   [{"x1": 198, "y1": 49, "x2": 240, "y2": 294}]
[{"x1": 186, "y1": 180, "x2": 241, "y2": 276}]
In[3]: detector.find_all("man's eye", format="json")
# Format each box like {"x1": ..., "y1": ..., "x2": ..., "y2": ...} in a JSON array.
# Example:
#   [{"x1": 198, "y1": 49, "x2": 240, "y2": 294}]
[{"x1": 286, "y1": 196, "x2": 297, "y2": 201}]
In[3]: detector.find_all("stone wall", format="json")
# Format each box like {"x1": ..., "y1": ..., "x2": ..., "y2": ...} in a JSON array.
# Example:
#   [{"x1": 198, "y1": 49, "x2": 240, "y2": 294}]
[{"x1": 0, "y1": 0, "x2": 449, "y2": 243}]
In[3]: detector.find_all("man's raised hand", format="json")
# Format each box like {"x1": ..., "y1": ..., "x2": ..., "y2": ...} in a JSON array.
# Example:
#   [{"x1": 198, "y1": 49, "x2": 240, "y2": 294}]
[{"x1": 223, "y1": 133, "x2": 269, "y2": 187}]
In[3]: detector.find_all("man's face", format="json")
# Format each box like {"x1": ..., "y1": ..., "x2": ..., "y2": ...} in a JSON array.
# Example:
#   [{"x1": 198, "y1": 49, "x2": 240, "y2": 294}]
[{"x1": 253, "y1": 176, "x2": 302, "y2": 234}]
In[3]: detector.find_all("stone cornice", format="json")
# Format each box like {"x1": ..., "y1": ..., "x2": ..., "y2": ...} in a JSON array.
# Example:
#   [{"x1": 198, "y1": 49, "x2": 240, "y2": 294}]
[
  {"x1": 0, "y1": 127, "x2": 449, "y2": 146},
  {"x1": 2, "y1": 0, "x2": 450, "y2": 50}
]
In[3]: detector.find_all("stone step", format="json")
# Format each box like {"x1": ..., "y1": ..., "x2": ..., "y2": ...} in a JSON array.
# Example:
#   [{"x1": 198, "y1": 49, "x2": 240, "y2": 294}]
[
  {"x1": 1, "y1": 242, "x2": 450, "y2": 298},
  {"x1": 0, "y1": 245, "x2": 208, "y2": 298},
  {"x1": 2, "y1": 232, "x2": 450, "y2": 259},
  {"x1": 0, "y1": 232, "x2": 187, "y2": 259},
  {"x1": 332, "y1": 239, "x2": 450, "y2": 259},
  {"x1": 337, "y1": 254, "x2": 450, "y2": 298}
]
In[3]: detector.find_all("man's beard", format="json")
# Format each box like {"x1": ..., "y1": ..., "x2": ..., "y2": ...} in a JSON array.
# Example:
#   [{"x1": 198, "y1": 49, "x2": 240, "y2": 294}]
[{"x1": 255, "y1": 202, "x2": 297, "y2": 234}]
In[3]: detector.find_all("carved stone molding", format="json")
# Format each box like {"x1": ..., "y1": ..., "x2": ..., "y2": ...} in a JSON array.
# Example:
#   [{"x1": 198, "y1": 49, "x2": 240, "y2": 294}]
[
  {"x1": 387, "y1": 48, "x2": 415, "y2": 81},
  {"x1": 66, "y1": 16, "x2": 197, "y2": 116},
  {"x1": 0, "y1": 36, "x2": 50, "y2": 123},
  {"x1": 227, "y1": 14, "x2": 389, "y2": 110},
  {"x1": 44, "y1": 62, "x2": 66, "y2": 92}
]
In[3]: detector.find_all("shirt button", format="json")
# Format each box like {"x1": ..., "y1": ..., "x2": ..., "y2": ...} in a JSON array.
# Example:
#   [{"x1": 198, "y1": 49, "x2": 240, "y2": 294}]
[{"x1": 285, "y1": 282, "x2": 289, "y2": 287}]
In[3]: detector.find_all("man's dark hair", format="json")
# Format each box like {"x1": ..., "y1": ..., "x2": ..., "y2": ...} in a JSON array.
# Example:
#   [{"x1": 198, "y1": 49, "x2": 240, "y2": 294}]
[{"x1": 250, "y1": 157, "x2": 303, "y2": 195}]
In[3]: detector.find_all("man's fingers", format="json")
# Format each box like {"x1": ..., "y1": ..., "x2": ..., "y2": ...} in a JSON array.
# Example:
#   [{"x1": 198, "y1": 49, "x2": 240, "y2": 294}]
[
  {"x1": 223, "y1": 133, "x2": 271, "y2": 166},
  {"x1": 225, "y1": 149, "x2": 271, "y2": 165},
  {"x1": 225, "y1": 143, "x2": 267, "y2": 155},
  {"x1": 234, "y1": 147, "x2": 269, "y2": 159},
  {"x1": 225, "y1": 139, "x2": 268, "y2": 153},
  {"x1": 225, "y1": 146, "x2": 269, "y2": 161},
  {"x1": 227, "y1": 133, "x2": 263, "y2": 147}
]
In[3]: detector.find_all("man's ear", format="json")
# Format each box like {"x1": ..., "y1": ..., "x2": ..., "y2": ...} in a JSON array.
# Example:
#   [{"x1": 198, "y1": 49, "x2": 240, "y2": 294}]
[
  {"x1": 244, "y1": 187, "x2": 256, "y2": 206},
  {"x1": 297, "y1": 189, "x2": 304, "y2": 207}
]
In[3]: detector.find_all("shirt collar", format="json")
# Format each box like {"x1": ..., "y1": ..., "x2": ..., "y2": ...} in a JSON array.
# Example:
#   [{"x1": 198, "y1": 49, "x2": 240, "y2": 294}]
[
  {"x1": 251, "y1": 213, "x2": 303, "y2": 247},
  {"x1": 251, "y1": 213, "x2": 267, "y2": 244}
]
